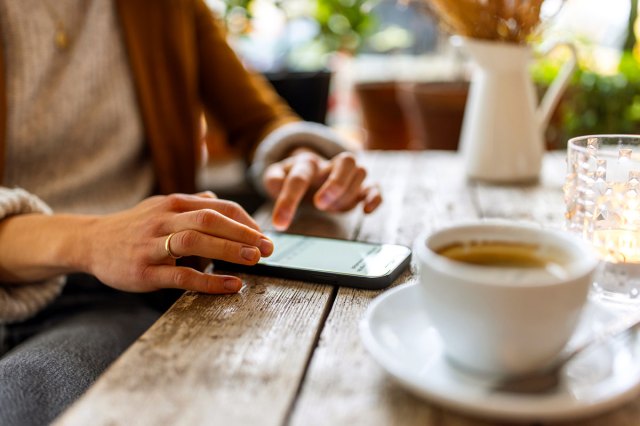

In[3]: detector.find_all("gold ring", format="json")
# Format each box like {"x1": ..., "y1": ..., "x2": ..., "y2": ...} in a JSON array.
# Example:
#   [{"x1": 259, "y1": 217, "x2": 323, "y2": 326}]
[{"x1": 164, "y1": 232, "x2": 182, "y2": 259}]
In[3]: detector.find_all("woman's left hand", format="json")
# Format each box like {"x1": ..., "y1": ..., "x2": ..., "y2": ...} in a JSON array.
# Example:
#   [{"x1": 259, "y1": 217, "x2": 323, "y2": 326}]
[{"x1": 263, "y1": 148, "x2": 382, "y2": 230}]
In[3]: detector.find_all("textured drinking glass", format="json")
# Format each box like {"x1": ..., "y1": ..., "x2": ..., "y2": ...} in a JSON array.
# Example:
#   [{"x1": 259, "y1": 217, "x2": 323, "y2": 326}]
[{"x1": 565, "y1": 135, "x2": 640, "y2": 303}]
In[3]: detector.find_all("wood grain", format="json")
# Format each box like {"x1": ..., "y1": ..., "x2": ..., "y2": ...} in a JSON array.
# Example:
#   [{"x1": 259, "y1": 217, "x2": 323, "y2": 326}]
[
  {"x1": 55, "y1": 279, "x2": 333, "y2": 426},
  {"x1": 289, "y1": 152, "x2": 480, "y2": 426},
  {"x1": 57, "y1": 151, "x2": 640, "y2": 426},
  {"x1": 472, "y1": 152, "x2": 567, "y2": 227},
  {"x1": 56, "y1": 200, "x2": 360, "y2": 425}
]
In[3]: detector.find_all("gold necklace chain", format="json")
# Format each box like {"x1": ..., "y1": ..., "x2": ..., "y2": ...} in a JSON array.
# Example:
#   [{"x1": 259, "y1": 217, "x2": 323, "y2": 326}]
[{"x1": 41, "y1": 0, "x2": 70, "y2": 49}]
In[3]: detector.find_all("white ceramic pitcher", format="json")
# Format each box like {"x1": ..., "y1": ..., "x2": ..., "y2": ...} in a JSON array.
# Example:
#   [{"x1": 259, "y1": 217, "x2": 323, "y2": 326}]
[{"x1": 455, "y1": 37, "x2": 577, "y2": 183}]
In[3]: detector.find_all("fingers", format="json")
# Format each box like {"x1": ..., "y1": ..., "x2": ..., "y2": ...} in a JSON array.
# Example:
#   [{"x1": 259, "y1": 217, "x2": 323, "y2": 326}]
[
  {"x1": 313, "y1": 152, "x2": 376, "y2": 213},
  {"x1": 195, "y1": 190, "x2": 217, "y2": 199},
  {"x1": 153, "y1": 193, "x2": 273, "y2": 264},
  {"x1": 272, "y1": 155, "x2": 318, "y2": 230},
  {"x1": 161, "y1": 194, "x2": 260, "y2": 231},
  {"x1": 262, "y1": 151, "x2": 383, "y2": 228},
  {"x1": 145, "y1": 265, "x2": 243, "y2": 294},
  {"x1": 319, "y1": 166, "x2": 367, "y2": 212},
  {"x1": 263, "y1": 163, "x2": 286, "y2": 200},
  {"x1": 161, "y1": 231, "x2": 269, "y2": 264},
  {"x1": 172, "y1": 209, "x2": 272, "y2": 253},
  {"x1": 314, "y1": 153, "x2": 359, "y2": 210},
  {"x1": 213, "y1": 200, "x2": 261, "y2": 232},
  {"x1": 362, "y1": 184, "x2": 383, "y2": 213}
]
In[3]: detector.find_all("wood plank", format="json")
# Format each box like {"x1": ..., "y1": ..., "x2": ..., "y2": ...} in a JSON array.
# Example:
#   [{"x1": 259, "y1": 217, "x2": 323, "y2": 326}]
[
  {"x1": 472, "y1": 152, "x2": 567, "y2": 228},
  {"x1": 56, "y1": 151, "x2": 640, "y2": 426},
  {"x1": 56, "y1": 188, "x2": 364, "y2": 426},
  {"x1": 56, "y1": 280, "x2": 333, "y2": 425},
  {"x1": 356, "y1": 151, "x2": 477, "y2": 246},
  {"x1": 291, "y1": 151, "x2": 640, "y2": 426},
  {"x1": 289, "y1": 151, "x2": 481, "y2": 426}
]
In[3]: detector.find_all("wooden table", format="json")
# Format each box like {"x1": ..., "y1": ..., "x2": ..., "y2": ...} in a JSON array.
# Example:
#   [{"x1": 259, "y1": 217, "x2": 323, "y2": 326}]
[{"x1": 55, "y1": 151, "x2": 640, "y2": 426}]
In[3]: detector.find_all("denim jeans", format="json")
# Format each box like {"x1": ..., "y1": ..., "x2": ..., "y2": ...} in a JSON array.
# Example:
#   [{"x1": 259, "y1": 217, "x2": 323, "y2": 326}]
[{"x1": 0, "y1": 274, "x2": 164, "y2": 426}]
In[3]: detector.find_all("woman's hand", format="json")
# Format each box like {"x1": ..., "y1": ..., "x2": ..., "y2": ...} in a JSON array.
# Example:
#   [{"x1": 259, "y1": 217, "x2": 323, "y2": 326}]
[
  {"x1": 263, "y1": 149, "x2": 382, "y2": 230},
  {"x1": 83, "y1": 192, "x2": 273, "y2": 294}
]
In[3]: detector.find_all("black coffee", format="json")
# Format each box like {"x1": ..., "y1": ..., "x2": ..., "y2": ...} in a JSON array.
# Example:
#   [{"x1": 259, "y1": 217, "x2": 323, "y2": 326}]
[{"x1": 436, "y1": 241, "x2": 561, "y2": 268}]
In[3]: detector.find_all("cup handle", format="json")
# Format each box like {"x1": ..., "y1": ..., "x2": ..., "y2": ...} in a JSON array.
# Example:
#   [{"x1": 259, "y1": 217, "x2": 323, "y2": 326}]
[{"x1": 536, "y1": 42, "x2": 578, "y2": 131}]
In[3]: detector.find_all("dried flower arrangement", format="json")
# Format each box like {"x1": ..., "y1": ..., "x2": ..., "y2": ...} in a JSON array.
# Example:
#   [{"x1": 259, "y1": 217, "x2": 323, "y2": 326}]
[{"x1": 425, "y1": 0, "x2": 547, "y2": 44}]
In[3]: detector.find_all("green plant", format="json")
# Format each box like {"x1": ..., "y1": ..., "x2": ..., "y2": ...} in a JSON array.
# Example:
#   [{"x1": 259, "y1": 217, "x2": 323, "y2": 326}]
[
  {"x1": 313, "y1": 0, "x2": 377, "y2": 54},
  {"x1": 218, "y1": 0, "x2": 378, "y2": 71},
  {"x1": 562, "y1": 54, "x2": 640, "y2": 138},
  {"x1": 531, "y1": 1, "x2": 640, "y2": 148}
]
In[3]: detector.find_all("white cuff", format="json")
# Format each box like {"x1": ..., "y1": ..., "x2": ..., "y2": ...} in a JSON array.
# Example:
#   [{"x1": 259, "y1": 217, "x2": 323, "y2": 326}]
[
  {"x1": 249, "y1": 122, "x2": 348, "y2": 195},
  {"x1": 0, "y1": 188, "x2": 65, "y2": 324}
]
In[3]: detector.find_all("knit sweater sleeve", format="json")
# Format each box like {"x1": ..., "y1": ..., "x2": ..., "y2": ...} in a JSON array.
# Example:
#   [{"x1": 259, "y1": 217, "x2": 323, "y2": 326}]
[{"x1": 0, "y1": 188, "x2": 65, "y2": 324}]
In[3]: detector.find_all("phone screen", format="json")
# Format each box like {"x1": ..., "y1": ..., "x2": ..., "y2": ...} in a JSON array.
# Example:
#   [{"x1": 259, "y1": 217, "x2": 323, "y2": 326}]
[{"x1": 260, "y1": 231, "x2": 410, "y2": 278}]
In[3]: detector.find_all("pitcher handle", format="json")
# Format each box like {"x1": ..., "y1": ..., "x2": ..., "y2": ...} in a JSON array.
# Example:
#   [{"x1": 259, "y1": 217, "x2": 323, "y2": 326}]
[{"x1": 537, "y1": 42, "x2": 578, "y2": 131}]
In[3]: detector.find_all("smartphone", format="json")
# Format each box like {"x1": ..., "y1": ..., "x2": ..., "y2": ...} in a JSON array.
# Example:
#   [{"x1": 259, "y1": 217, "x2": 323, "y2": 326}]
[{"x1": 214, "y1": 231, "x2": 412, "y2": 290}]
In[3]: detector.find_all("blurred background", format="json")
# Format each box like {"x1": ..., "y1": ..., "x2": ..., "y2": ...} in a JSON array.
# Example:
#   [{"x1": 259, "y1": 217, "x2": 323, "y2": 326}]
[{"x1": 199, "y1": 0, "x2": 640, "y2": 191}]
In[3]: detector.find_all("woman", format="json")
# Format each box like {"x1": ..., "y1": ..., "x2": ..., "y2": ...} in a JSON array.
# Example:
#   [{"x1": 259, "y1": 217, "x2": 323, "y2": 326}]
[{"x1": 0, "y1": 1, "x2": 381, "y2": 424}]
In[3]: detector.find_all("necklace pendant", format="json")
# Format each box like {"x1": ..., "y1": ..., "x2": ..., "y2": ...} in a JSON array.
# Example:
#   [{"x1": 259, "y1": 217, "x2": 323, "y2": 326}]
[{"x1": 55, "y1": 29, "x2": 69, "y2": 49}]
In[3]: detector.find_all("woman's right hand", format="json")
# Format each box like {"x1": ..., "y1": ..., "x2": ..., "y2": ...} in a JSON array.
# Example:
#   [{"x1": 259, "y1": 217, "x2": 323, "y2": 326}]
[{"x1": 82, "y1": 192, "x2": 273, "y2": 294}]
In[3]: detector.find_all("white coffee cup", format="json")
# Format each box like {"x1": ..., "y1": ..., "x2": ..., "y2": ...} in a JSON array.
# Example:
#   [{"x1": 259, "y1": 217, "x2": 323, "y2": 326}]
[{"x1": 414, "y1": 221, "x2": 599, "y2": 376}]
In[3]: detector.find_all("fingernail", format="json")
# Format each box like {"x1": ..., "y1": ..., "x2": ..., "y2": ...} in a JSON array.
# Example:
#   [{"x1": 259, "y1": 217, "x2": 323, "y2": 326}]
[
  {"x1": 318, "y1": 192, "x2": 335, "y2": 209},
  {"x1": 273, "y1": 221, "x2": 288, "y2": 231},
  {"x1": 241, "y1": 246, "x2": 259, "y2": 261},
  {"x1": 259, "y1": 238, "x2": 274, "y2": 255},
  {"x1": 274, "y1": 209, "x2": 292, "y2": 228},
  {"x1": 277, "y1": 208, "x2": 292, "y2": 222},
  {"x1": 224, "y1": 279, "x2": 241, "y2": 292}
]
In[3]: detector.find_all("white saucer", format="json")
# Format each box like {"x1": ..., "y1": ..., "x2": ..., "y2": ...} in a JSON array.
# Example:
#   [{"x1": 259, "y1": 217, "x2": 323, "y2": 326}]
[{"x1": 360, "y1": 283, "x2": 640, "y2": 422}]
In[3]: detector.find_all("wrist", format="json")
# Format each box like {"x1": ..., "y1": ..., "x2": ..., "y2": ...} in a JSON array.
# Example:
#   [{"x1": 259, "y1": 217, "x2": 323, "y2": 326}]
[
  {"x1": 0, "y1": 213, "x2": 99, "y2": 282},
  {"x1": 58, "y1": 214, "x2": 101, "y2": 275}
]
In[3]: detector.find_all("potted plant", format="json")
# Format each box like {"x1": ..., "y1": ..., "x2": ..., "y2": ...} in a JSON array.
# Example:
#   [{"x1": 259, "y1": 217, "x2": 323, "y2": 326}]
[
  {"x1": 214, "y1": 0, "x2": 450, "y2": 151},
  {"x1": 396, "y1": 79, "x2": 469, "y2": 150},
  {"x1": 349, "y1": 0, "x2": 453, "y2": 151}
]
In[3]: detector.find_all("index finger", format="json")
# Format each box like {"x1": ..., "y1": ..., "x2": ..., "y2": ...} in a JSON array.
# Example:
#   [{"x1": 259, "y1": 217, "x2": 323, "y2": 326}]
[
  {"x1": 164, "y1": 194, "x2": 261, "y2": 231},
  {"x1": 272, "y1": 159, "x2": 317, "y2": 230},
  {"x1": 210, "y1": 199, "x2": 261, "y2": 232}
]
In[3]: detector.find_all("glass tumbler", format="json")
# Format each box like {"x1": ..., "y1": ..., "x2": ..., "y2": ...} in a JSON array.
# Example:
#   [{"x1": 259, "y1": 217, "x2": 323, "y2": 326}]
[{"x1": 565, "y1": 135, "x2": 640, "y2": 304}]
